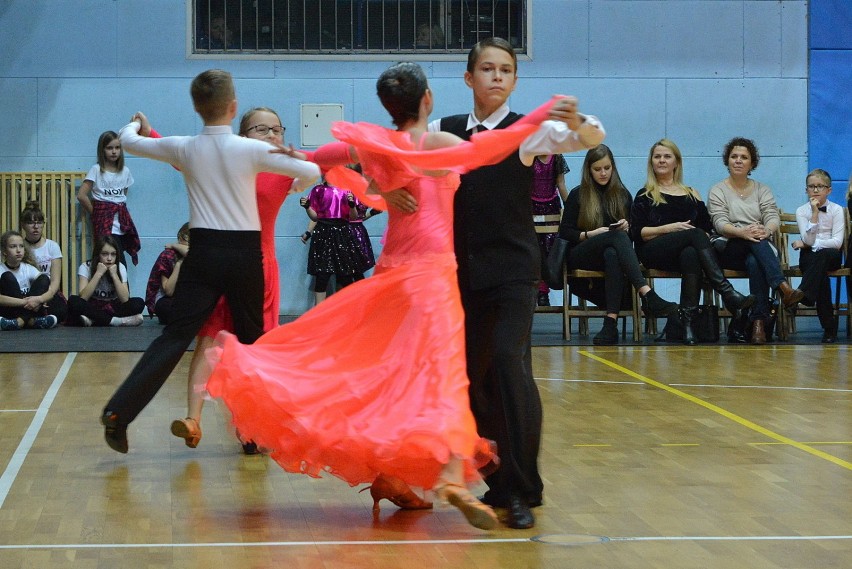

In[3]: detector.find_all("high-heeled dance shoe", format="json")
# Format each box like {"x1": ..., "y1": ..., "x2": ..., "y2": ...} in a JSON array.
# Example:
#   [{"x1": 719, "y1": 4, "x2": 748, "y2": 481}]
[
  {"x1": 435, "y1": 481, "x2": 499, "y2": 530},
  {"x1": 170, "y1": 417, "x2": 202, "y2": 448},
  {"x1": 361, "y1": 475, "x2": 433, "y2": 513}
]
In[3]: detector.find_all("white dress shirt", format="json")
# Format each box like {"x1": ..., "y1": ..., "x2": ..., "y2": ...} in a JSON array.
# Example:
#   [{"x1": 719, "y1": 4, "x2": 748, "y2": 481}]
[
  {"x1": 795, "y1": 200, "x2": 844, "y2": 252},
  {"x1": 119, "y1": 122, "x2": 320, "y2": 231}
]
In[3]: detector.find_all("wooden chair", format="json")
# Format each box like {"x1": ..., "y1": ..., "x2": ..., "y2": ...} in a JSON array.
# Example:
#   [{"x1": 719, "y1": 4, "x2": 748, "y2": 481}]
[
  {"x1": 564, "y1": 268, "x2": 640, "y2": 341},
  {"x1": 776, "y1": 208, "x2": 851, "y2": 338},
  {"x1": 534, "y1": 212, "x2": 564, "y2": 317}
]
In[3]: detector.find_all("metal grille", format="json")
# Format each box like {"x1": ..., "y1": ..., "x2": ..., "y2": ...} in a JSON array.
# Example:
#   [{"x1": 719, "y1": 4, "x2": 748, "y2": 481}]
[{"x1": 190, "y1": 0, "x2": 527, "y2": 58}]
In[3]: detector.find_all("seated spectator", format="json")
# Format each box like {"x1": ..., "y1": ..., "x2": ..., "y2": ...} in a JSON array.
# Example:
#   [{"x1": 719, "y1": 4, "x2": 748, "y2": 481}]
[
  {"x1": 68, "y1": 235, "x2": 144, "y2": 327},
  {"x1": 145, "y1": 223, "x2": 190, "y2": 325},
  {"x1": 707, "y1": 137, "x2": 802, "y2": 344},
  {"x1": 631, "y1": 139, "x2": 753, "y2": 344},
  {"x1": 19, "y1": 200, "x2": 69, "y2": 323},
  {"x1": 0, "y1": 231, "x2": 59, "y2": 330},
  {"x1": 559, "y1": 144, "x2": 675, "y2": 344},
  {"x1": 791, "y1": 169, "x2": 844, "y2": 343}
]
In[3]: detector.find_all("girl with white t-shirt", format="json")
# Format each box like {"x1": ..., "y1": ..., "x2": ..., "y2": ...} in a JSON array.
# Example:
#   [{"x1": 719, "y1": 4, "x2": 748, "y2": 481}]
[
  {"x1": 77, "y1": 130, "x2": 141, "y2": 266},
  {"x1": 68, "y1": 235, "x2": 144, "y2": 327},
  {"x1": 19, "y1": 200, "x2": 68, "y2": 323},
  {"x1": 0, "y1": 231, "x2": 59, "y2": 330}
]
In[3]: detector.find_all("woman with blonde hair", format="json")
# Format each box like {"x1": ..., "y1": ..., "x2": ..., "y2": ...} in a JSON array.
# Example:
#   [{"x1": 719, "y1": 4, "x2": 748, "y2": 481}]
[{"x1": 631, "y1": 139, "x2": 754, "y2": 344}]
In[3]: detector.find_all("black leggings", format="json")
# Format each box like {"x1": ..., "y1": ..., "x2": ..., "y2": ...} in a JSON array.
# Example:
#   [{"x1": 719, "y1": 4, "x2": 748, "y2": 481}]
[
  {"x1": 637, "y1": 228, "x2": 709, "y2": 305},
  {"x1": 0, "y1": 272, "x2": 51, "y2": 321},
  {"x1": 68, "y1": 295, "x2": 145, "y2": 326},
  {"x1": 567, "y1": 231, "x2": 646, "y2": 314},
  {"x1": 313, "y1": 272, "x2": 363, "y2": 293}
]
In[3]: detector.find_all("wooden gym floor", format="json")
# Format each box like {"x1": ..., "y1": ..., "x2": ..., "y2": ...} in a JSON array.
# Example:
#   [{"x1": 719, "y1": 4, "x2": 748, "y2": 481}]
[{"x1": 0, "y1": 341, "x2": 850, "y2": 568}]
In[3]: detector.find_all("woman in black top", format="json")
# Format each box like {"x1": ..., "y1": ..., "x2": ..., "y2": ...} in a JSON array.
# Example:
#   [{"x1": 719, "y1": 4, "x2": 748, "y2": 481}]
[
  {"x1": 630, "y1": 139, "x2": 753, "y2": 344},
  {"x1": 558, "y1": 144, "x2": 676, "y2": 344}
]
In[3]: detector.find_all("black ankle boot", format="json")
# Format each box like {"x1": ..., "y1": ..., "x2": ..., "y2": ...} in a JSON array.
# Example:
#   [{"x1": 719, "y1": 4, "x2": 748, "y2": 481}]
[
  {"x1": 679, "y1": 306, "x2": 699, "y2": 345},
  {"x1": 697, "y1": 249, "x2": 755, "y2": 311},
  {"x1": 641, "y1": 289, "x2": 678, "y2": 317},
  {"x1": 593, "y1": 317, "x2": 619, "y2": 345}
]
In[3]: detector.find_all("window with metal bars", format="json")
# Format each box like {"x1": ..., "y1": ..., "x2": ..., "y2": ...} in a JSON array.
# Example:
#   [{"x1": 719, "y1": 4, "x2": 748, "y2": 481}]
[{"x1": 189, "y1": 0, "x2": 528, "y2": 59}]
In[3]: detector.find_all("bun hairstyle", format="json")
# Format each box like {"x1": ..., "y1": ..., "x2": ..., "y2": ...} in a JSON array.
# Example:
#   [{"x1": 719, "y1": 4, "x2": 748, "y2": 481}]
[{"x1": 20, "y1": 200, "x2": 46, "y2": 227}]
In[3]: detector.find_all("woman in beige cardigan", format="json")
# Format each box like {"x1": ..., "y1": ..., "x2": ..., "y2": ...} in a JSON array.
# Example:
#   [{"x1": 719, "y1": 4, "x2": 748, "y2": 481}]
[{"x1": 707, "y1": 137, "x2": 803, "y2": 344}]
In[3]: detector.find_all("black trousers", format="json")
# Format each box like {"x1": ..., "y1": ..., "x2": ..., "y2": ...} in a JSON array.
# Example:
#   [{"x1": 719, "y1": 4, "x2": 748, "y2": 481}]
[
  {"x1": 638, "y1": 228, "x2": 707, "y2": 305},
  {"x1": 798, "y1": 247, "x2": 842, "y2": 325},
  {"x1": 105, "y1": 229, "x2": 264, "y2": 424},
  {"x1": 0, "y1": 272, "x2": 50, "y2": 321},
  {"x1": 460, "y1": 279, "x2": 543, "y2": 506},
  {"x1": 68, "y1": 294, "x2": 145, "y2": 326},
  {"x1": 567, "y1": 230, "x2": 647, "y2": 314}
]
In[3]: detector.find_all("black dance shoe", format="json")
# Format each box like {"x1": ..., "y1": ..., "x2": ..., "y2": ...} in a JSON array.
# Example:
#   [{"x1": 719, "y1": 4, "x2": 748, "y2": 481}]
[
  {"x1": 505, "y1": 495, "x2": 535, "y2": 529},
  {"x1": 101, "y1": 410, "x2": 128, "y2": 454}
]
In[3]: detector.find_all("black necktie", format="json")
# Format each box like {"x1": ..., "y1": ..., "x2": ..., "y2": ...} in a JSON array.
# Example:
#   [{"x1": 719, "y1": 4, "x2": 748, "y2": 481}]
[{"x1": 818, "y1": 206, "x2": 827, "y2": 213}]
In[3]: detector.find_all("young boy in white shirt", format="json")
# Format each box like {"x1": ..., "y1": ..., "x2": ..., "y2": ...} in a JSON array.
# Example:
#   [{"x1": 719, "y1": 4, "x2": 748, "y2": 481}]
[
  {"x1": 791, "y1": 168, "x2": 845, "y2": 343},
  {"x1": 101, "y1": 69, "x2": 320, "y2": 453}
]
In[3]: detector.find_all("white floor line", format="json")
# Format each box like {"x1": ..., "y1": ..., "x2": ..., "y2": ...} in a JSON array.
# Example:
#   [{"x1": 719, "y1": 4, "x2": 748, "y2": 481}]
[
  {"x1": 2, "y1": 534, "x2": 851, "y2": 551},
  {"x1": 607, "y1": 535, "x2": 852, "y2": 543},
  {"x1": 536, "y1": 377, "x2": 852, "y2": 393},
  {"x1": 0, "y1": 538, "x2": 531, "y2": 550},
  {"x1": 669, "y1": 383, "x2": 852, "y2": 393},
  {"x1": 0, "y1": 409, "x2": 39, "y2": 413},
  {"x1": 0, "y1": 352, "x2": 76, "y2": 510}
]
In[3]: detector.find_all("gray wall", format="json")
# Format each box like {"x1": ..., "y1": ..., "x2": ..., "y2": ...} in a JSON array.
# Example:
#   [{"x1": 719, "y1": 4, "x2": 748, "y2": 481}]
[{"x1": 0, "y1": 0, "x2": 809, "y2": 314}]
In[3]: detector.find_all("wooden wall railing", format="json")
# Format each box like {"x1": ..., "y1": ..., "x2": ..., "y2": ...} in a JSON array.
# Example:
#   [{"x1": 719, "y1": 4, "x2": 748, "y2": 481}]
[{"x1": 0, "y1": 172, "x2": 92, "y2": 298}]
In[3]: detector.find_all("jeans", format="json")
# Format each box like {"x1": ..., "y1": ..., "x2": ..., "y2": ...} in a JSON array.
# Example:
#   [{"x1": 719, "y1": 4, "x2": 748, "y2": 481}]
[{"x1": 720, "y1": 238, "x2": 784, "y2": 320}]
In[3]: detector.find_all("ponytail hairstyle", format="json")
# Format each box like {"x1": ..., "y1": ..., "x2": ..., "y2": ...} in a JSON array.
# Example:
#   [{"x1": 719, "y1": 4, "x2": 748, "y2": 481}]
[
  {"x1": 19, "y1": 200, "x2": 46, "y2": 231},
  {"x1": 577, "y1": 144, "x2": 629, "y2": 231}
]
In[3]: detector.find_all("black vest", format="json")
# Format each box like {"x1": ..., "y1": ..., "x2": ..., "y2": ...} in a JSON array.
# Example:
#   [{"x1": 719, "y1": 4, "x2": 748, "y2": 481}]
[{"x1": 440, "y1": 113, "x2": 540, "y2": 290}]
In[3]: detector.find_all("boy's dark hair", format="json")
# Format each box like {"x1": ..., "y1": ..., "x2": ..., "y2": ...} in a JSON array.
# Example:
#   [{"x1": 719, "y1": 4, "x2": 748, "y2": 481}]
[
  {"x1": 467, "y1": 37, "x2": 517, "y2": 74},
  {"x1": 190, "y1": 69, "x2": 235, "y2": 123},
  {"x1": 722, "y1": 137, "x2": 760, "y2": 171},
  {"x1": 97, "y1": 130, "x2": 124, "y2": 172},
  {"x1": 20, "y1": 200, "x2": 46, "y2": 227},
  {"x1": 376, "y1": 62, "x2": 428, "y2": 127}
]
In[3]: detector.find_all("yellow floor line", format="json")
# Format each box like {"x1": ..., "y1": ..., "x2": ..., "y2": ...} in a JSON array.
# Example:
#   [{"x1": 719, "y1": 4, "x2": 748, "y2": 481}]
[{"x1": 579, "y1": 350, "x2": 852, "y2": 471}]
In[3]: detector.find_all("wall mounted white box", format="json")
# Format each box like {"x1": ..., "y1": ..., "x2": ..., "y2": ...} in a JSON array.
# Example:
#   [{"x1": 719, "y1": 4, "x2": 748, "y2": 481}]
[{"x1": 300, "y1": 104, "x2": 344, "y2": 147}]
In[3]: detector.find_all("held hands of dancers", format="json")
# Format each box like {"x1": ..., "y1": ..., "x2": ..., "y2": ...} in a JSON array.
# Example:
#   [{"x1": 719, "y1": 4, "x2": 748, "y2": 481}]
[{"x1": 542, "y1": 95, "x2": 604, "y2": 147}]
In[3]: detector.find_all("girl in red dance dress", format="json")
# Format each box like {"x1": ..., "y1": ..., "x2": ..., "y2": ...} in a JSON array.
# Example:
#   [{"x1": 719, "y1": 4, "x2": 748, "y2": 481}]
[{"x1": 206, "y1": 62, "x2": 556, "y2": 529}]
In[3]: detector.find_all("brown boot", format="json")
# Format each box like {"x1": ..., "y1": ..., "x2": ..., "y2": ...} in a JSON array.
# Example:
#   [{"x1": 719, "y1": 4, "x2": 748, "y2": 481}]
[
  {"x1": 777, "y1": 281, "x2": 804, "y2": 308},
  {"x1": 751, "y1": 319, "x2": 766, "y2": 344}
]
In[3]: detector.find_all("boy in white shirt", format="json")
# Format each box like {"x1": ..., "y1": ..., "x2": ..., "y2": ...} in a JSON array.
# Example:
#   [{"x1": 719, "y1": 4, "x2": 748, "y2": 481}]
[
  {"x1": 791, "y1": 168, "x2": 845, "y2": 342},
  {"x1": 101, "y1": 69, "x2": 320, "y2": 453}
]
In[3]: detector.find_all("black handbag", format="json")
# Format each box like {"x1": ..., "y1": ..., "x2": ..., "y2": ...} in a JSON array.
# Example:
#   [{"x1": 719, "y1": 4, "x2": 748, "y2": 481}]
[
  {"x1": 543, "y1": 237, "x2": 569, "y2": 290},
  {"x1": 656, "y1": 305, "x2": 720, "y2": 343}
]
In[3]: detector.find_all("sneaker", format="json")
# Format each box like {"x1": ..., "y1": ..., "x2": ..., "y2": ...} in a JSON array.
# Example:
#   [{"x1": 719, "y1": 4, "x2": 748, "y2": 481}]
[
  {"x1": 536, "y1": 291, "x2": 550, "y2": 307},
  {"x1": 113, "y1": 314, "x2": 143, "y2": 327},
  {"x1": 31, "y1": 315, "x2": 59, "y2": 329},
  {"x1": 1, "y1": 317, "x2": 21, "y2": 331},
  {"x1": 80, "y1": 315, "x2": 93, "y2": 327}
]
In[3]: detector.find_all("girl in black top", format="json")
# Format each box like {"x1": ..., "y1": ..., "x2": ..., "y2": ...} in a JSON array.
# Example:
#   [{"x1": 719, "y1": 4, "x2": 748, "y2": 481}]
[{"x1": 558, "y1": 144, "x2": 676, "y2": 344}]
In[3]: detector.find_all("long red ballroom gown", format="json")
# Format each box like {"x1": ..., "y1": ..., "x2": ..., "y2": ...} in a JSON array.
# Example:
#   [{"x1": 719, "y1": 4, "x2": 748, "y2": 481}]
[{"x1": 205, "y1": 103, "x2": 552, "y2": 489}]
